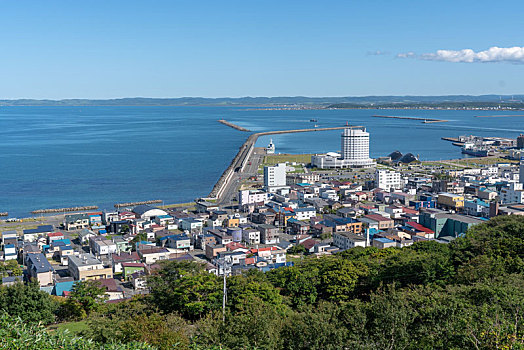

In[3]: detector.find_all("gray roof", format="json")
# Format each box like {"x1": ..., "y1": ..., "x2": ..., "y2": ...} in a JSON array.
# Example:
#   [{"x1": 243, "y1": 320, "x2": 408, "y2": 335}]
[
  {"x1": 26, "y1": 253, "x2": 53, "y2": 273},
  {"x1": 334, "y1": 232, "x2": 366, "y2": 241},
  {"x1": 68, "y1": 254, "x2": 103, "y2": 267},
  {"x1": 133, "y1": 204, "x2": 158, "y2": 215}
]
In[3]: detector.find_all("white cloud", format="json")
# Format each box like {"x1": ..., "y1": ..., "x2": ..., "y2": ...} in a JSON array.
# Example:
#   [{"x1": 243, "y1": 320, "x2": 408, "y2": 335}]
[
  {"x1": 398, "y1": 46, "x2": 524, "y2": 63},
  {"x1": 396, "y1": 52, "x2": 415, "y2": 58}
]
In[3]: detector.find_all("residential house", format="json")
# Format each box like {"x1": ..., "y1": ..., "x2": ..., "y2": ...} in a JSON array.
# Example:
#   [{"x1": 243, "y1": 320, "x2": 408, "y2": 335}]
[
  {"x1": 241, "y1": 228, "x2": 260, "y2": 245},
  {"x1": 112, "y1": 252, "x2": 140, "y2": 274},
  {"x1": 23, "y1": 225, "x2": 54, "y2": 242},
  {"x1": 68, "y1": 254, "x2": 113, "y2": 281},
  {"x1": 373, "y1": 237, "x2": 397, "y2": 249},
  {"x1": 26, "y1": 253, "x2": 54, "y2": 287},
  {"x1": 258, "y1": 224, "x2": 280, "y2": 244},
  {"x1": 64, "y1": 213, "x2": 90, "y2": 231},
  {"x1": 98, "y1": 278, "x2": 125, "y2": 301}
]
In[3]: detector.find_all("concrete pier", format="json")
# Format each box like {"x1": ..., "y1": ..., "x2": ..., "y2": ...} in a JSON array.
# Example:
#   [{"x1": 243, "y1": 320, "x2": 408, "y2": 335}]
[
  {"x1": 218, "y1": 119, "x2": 251, "y2": 132},
  {"x1": 373, "y1": 115, "x2": 448, "y2": 123}
]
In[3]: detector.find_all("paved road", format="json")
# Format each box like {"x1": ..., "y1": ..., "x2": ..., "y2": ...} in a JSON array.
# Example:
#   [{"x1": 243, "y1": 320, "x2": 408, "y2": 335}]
[{"x1": 217, "y1": 148, "x2": 265, "y2": 208}]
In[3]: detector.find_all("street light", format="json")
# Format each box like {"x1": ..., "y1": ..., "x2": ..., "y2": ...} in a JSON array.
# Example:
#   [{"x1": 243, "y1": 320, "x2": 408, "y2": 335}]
[{"x1": 218, "y1": 256, "x2": 233, "y2": 322}]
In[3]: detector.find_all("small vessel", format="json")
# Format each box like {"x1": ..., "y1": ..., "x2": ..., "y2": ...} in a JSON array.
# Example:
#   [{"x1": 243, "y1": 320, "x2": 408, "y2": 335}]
[
  {"x1": 266, "y1": 139, "x2": 275, "y2": 154},
  {"x1": 310, "y1": 119, "x2": 318, "y2": 122},
  {"x1": 461, "y1": 143, "x2": 488, "y2": 157},
  {"x1": 314, "y1": 124, "x2": 319, "y2": 128}
]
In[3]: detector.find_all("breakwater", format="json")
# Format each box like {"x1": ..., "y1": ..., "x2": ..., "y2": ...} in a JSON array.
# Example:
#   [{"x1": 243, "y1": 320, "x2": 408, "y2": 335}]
[
  {"x1": 32, "y1": 206, "x2": 98, "y2": 214},
  {"x1": 115, "y1": 200, "x2": 163, "y2": 208},
  {"x1": 373, "y1": 115, "x2": 448, "y2": 123},
  {"x1": 208, "y1": 126, "x2": 349, "y2": 200},
  {"x1": 218, "y1": 119, "x2": 251, "y2": 132},
  {"x1": 475, "y1": 115, "x2": 524, "y2": 118},
  {"x1": 0, "y1": 212, "x2": 7, "y2": 217}
]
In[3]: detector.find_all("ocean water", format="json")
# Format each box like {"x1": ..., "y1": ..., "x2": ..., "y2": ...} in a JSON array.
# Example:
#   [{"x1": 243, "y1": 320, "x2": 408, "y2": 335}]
[{"x1": 1, "y1": 106, "x2": 523, "y2": 217}]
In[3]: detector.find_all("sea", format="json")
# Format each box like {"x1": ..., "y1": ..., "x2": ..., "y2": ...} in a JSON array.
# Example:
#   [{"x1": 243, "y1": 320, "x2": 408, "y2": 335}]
[{"x1": 1, "y1": 106, "x2": 523, "y2": 218}]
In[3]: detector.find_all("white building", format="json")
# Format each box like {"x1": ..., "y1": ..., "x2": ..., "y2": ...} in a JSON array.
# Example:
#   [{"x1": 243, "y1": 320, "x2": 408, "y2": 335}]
[
  {"x1": 312, "y1": 127, "x2": 375, "y2": 168},
  {"x1": 500, "y1": 182, "x2": 524, "y2": 204},
  {"x1": 242, "y1": 228, "x2": 261, "y2": 245},
  {"x1": 375, "y1": 169, "x2": 402, "y2": 191},
  {"x1": 333, "y1": 232, "x2": 367, "y2": 250},
  {"x1": 294, "y1": 207, "x2": 317, "y2": 220},
  {"x1": 264, "y1": 163, "x2": 287, "y2": 192},
  {"x1": 238, "y1": 190, "x2": 270, "y2": 207}
]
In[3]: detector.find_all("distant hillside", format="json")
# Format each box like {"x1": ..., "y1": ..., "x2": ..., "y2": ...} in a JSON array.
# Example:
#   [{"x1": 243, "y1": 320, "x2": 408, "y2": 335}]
[{"x1": 0, "y1": 95, "x2": 523, "y2": 107}]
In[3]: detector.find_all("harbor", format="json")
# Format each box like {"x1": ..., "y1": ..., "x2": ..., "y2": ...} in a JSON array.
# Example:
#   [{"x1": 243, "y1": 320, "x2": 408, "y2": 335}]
[{"x1": 208, "y1": 121, "x2": 350, "y2": 202}]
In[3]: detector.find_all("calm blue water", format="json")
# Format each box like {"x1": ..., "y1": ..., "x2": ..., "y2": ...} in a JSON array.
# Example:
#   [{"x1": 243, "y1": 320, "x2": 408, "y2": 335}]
[{"x1": 1, "y1": 106, "x2": 523, "y2": 217}]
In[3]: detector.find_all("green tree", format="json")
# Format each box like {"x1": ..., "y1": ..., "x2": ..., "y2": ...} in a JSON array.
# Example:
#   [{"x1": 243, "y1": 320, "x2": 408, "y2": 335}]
[
  {"x1": 147, "y1": 261, "x2": 222, "y2": 320},
  {"x1": 0, "y1": 281, "x2": 57, "y2": 324},
  {"x1": 287, "y1": 244, "x2": 307, "y2": 255},
  {"x1": 61, "y1": 280, "x2": 107, "y2": 320}
]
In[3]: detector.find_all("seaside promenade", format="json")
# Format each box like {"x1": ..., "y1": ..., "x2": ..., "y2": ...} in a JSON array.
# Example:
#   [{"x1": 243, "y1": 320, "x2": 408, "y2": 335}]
[{"x1": 208, "y1": 121, "x2": 349, "y2": 204}]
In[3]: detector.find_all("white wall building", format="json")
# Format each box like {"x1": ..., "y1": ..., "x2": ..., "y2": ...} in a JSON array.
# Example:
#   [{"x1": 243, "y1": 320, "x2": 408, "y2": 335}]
[
  {"x1": 238, "y1": 190, "x2": 270, "y2": 207},
  {"x1": 264, "y1": 163, "x2": 287, "y2": 192},
  {"x1": 500, "y1": 182, "x2": 524, "y2": 204},
  {"x1": 375, "y1": 169, "x2": 402, "y2": 191},
  {"x1": 333, "y1": 232, "x2": 367, "y2": 250},
  {"x1": 312, "y1": 127, "x2": 375, "y2": 169},
  {"x1": 294, "y1": 207, "x2": 317, "y2": 220}
]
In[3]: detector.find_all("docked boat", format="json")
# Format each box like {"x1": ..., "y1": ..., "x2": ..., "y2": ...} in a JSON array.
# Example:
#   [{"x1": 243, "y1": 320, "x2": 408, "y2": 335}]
[{"x1": 461, "y1": 143, "x2": 488, "y2": 157}]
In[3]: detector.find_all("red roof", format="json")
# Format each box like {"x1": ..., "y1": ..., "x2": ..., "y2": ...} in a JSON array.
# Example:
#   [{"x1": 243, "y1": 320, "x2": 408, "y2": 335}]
[
  {"x1": 406, "y1": 221, "x2": 434, "y2": 234},
  {"x1": 249, "y1": 247, "x2": 278, "y2": 254},
  {"x1": 402, "y1": 207, "x2": 419, "y2": 215},
  {"x1": 122, "y1": 262, "x2": 146, "y2": 268},
  {"x1": 365, "y1": 214, "x2": 391, "y2": 222},
  {"x1": 225, "y1": 242, "x2": 247, "y2": 251},
  {"x1": 48, "y1": 232, "x2": 64, "y2": 237},
  {"x1": 245, "y1": 257, "x2": 256, "y2": 265},
  {"x1": 301, "y1": 239, "x2": 318, "y2": 250}
]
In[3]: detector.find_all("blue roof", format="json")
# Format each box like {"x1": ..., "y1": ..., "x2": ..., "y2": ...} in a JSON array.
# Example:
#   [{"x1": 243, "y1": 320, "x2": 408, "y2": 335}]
[
  {"x1": 53, "y1": 281, "x2": 76, "y2": 296},
  {"x1": 375, "y1": 237, "x2": 395, "y2": 244},
  {"x1": 296, "y1": 183, "x2": 311, "y2": 187},
  {"x1": 4, "y1": 244, "x2": 14, "y2": 249},
  {"x1": 23, "y1": 225, "x2": 54, "y2": 234}
]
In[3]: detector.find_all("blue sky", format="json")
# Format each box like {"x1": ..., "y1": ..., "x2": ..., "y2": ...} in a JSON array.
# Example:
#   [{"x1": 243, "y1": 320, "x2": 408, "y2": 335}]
[{"x1": 0, "y1": 0, "x2": 523, "y2": 99}]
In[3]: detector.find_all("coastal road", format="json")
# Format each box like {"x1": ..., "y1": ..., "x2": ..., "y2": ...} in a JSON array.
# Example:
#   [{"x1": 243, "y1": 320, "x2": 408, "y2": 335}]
[{"x1": 217, "y1": 147, "x2": 266, "y2": 207}]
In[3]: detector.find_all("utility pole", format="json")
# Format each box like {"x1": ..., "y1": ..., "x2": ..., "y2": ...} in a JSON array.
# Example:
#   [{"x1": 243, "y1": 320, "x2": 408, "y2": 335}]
[{"x1": 220, "y1": 257, "x2": 232, "y2": 322}]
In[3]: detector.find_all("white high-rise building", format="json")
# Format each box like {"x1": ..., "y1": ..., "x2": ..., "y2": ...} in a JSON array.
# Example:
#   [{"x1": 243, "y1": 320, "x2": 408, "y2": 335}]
[
  {"x1": 312, "y1": 126, "x2": 375, "y2": 168},
  {"x1": 375, "y1": 169, "x2": 402, "y2": 191},
  {"x1": 519, "y1": 157, "x2": 524, "y2": 185},
  {"x1": 264, "y1": 163, "x2": 287, "y2": 192}
]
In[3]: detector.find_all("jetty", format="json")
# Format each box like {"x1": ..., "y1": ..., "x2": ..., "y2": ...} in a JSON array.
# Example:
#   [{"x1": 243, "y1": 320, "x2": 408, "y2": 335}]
[
  {"x1": 218, "y1": 120, "x2": 251, "y2": 132},
  {"x1": 209, "y1": 126, "x2": 350, "y2": 201},
  {"x1": 32, "y1": 206, "x2": 98, "y2": 214},
  {"x1": 373, "y1": 115, "x2": 448, "y2": 123},
  {"x1": 115, "y1": 199, "x2": 162, "y2": 208}
]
